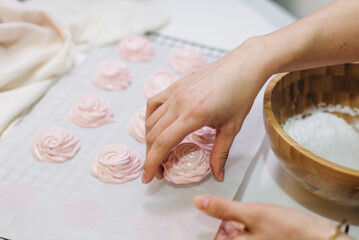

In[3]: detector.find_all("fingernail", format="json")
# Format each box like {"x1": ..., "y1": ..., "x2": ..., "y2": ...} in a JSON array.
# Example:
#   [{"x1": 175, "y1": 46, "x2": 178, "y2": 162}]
[
  {"x1": 194, "y1": 196, "x2": 210, "y2": 210},
  {"x1": 218, "y1": 168, "x2": 225, "y2": 182},
  {"x1": 142, "y1": 171, "x2": 149, "y2": 184}
]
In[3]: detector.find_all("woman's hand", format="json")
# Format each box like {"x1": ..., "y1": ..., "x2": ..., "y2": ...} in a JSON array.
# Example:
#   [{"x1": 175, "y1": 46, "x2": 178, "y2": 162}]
[
  {"x1": 142, "y1": 0, "x2": 359, "y2": 184},
  {"x1": 142, "y1": 38, "x2": 271, "y2": 183},
  {"x1": 194, "y1": 195, "x2": 353, "y2": 240},
  {"x1": 143, "y1": 0, "x2": 359, "y2": 184}
]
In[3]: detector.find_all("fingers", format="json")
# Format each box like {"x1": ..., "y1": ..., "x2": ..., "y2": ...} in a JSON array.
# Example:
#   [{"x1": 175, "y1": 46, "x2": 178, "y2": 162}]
[
  {"x1": 154, "y1": 165, "x2": 164, "y2": 180},
  {"x1": 193, "y1": 195, "x2": 256, "y2": 227},
  {"x1": 145, "y1": 102, "x2": 168, "y2": 136},
  {"x1": 143, "y1": 112, "x2": 177, "y2": 183},
  {"x1": 145, "y1": 103, "x2": 174, "y2": 155},
  {"x1": 210, "y1": 125, "x2": 238, "y2": 181},
  {"x1": 142, "y1": 118, "x2": 200, "y2": 184},
  {"x1": 145, "y1": 84, "x2": 173, "y2": 120}
]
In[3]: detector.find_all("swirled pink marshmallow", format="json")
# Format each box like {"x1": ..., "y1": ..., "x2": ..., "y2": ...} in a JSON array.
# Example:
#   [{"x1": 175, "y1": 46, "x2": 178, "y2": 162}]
[
  {"x1": 118, "y1": 35, "x2": 154, "y2": 62},
  {"x1": 91, "y1": 144, "x2": 144, "y2": 184},
  {"x1": 170, "y1": 45, "x2": 207, "y2": 76},
  {"x1": 163, "y1": 143, "x2": 210, "y2": 184},
  {"x1": 70, "y1": 94, "x2": 115, "y2": 128},
  {"x1": 32, "y1": 127, "x2": 80, "y2": 162},
  {"x1": 93, "y1": 60, "x2": 131, "y2": 91}
]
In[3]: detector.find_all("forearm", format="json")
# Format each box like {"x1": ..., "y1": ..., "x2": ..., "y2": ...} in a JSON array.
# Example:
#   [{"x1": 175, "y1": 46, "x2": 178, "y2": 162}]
[{"x1": 259, "y1": 0, "x2": 359, "y2": 75}]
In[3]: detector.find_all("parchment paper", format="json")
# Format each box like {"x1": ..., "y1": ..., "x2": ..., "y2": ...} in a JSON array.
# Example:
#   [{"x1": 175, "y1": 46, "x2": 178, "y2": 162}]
[{"x1": 0, "y1": 34, "x2": 265, "y2": 240}]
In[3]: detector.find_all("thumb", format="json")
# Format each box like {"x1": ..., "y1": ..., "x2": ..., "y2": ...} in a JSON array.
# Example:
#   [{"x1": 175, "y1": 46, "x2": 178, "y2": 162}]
[
  {"x1": 193, "y1": 195, "x2": 252, "y2": 225},
  {"x1": 210, "y1": 125, "x2": 237, "y2": 181}
]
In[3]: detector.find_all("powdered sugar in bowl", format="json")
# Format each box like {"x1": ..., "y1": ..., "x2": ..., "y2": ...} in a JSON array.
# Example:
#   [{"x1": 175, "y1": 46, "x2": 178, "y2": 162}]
[{"x1": 263, "y1": 63, "x2": 359, "y2": 207}]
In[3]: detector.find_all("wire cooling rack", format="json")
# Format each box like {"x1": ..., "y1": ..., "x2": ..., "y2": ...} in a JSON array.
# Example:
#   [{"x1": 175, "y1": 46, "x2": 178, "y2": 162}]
[
  {"x1": 147, "y1": 32, "x2": 227, "y2": 58},
  {"x1": 0, "y1": 33, "x2": 264, "y2": 240}
]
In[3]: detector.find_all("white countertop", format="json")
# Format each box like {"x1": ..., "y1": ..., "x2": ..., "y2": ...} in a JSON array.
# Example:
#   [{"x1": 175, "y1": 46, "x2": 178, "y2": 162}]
[
  {"x1": 150, "y1": 0, "x2": 359, "y2": 237},
  {"x1": 150, "y1": 0, "x2": 294, "y2": 50}
]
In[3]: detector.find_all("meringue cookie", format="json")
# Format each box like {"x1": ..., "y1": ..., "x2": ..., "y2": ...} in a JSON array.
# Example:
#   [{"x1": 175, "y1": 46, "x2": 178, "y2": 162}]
[
  {"x1": 129, "y1": 107, "x2": 146, "y2": 143},
  {"x1": 32, "y1": 127, "x2": 80, "y2": 163},
  {"x1": 170, "y1": 45, "x2": 207, "y2": 76},
  {"x1": 144, "y1": 71, "x2": 177, "y2": 99},
  {"x1": 118, "y1": 35, "x2": 154, "y2": 62},
  {"x1": 93, "y1": 60, "x2": 131, "y2": 91},
  {"x1": 163, "y1": 143, "x2": 211, "y2": 184},
  {"x1": 191, "y1": 127, "x2": 216, "y2": 155},
  {"x1": 91, "y1": 144, "x2": 144, "y2": 184},
  {"x1": 70, "y1": 94, "x2": 115, "y2": 128},
  {"x1": 180, "y1": 134, "x2": 193, "y2": 144}
]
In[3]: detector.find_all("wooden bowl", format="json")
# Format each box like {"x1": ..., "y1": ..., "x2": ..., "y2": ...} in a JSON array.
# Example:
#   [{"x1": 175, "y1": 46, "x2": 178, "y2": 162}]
[{"x1": 263, "y1": 63, "x2": 359, "y2": 207}]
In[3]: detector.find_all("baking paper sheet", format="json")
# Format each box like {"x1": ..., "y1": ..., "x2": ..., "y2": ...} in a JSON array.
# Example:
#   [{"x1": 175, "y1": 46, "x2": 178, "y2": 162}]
[{"x1": 0, "y1": 34, "x2": 265, "y2": 240}]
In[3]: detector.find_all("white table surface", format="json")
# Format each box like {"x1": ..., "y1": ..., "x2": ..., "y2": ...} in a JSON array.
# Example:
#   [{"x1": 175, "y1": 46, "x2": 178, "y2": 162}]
[{"x1": 150, "y1": 0, "x2": 359, "y2": 237}]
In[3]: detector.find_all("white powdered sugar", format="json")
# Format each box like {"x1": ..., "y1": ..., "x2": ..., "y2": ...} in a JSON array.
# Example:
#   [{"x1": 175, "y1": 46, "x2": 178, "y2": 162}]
[{"x1": 282, "y1": 108, "x2": 359, "y2": 170}]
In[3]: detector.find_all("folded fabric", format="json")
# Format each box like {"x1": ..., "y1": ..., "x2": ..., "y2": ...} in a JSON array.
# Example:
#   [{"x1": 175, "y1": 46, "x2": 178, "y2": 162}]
[
  {"x1": 0, "y1": 0, "x2": 167, "y2": 137},
  {"x1": 0, "y1": 0, "x2": 73, "y2": 136},
  {"x1": 24, "y1": 0, "x2": 168, "y2": 51}
]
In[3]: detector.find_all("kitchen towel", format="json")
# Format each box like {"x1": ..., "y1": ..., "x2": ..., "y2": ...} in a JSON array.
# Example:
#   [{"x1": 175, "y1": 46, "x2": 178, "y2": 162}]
[
  {"x1": 0, "y1": 0, "x2": 167, "y2": 136},
  {"x1": 0, "y1": 0, "x2": 73, "y2": 135},
  {"x1": 23, "y1": 0, "x2": 169, "y2": 51}
]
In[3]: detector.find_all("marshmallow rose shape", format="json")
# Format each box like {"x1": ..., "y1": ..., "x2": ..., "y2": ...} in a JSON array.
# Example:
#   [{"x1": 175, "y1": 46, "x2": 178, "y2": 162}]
[
  {"x1": 32, "y1": 127, "x2": 80, "y2": 163},
  {"x1": 93, "y1": 60, "x2": 131, "y2": 91},
  {"x1": 170, "y1": 45, "x2": 207, "y2": 76},
  {"x1": 129, "y1": 107, "x2": 146, "y2": 143},
  {"x1": 70, "y1": 94, "x2": 115, "y2": 128},
  {"x1": 163, "y1": 143, "x2": 211, "y2": 184},
  {"x1": 191, "y1": 127, "x2": 216, "y2": 156},
  {"x1": 118, "y1": 35, "x2": 154, "y2": 62},
  {"x1": 91, "y1": 144, "x2": 144, "y2": 184},
  {"x1": 144, "y1": 71, "x2": 177, "y2": 99}
]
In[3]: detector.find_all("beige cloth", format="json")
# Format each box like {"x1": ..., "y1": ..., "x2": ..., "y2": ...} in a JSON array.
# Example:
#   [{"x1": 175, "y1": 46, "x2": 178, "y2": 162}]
[
  {"x1": 0, "y1": 0, "x2": 167, "y2": 136},
  {"x1": 24, "y1": 0, "x2": 168, "y2": 51},
  {"x1": 0, "y1": 0, "x2": 73, "y2": 135}
]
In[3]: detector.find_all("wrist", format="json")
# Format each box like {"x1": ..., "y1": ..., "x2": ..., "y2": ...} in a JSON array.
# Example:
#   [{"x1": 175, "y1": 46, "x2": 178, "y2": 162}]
[
  {"x1": 229, "y1": 36, "x2": 277, "y2": 85},
  {"x1": 234, "y1": 33, "x2": 300, "y2": 79},
  {"x1": 253, "y1": 31, "x2": 313, "y2": 75}
]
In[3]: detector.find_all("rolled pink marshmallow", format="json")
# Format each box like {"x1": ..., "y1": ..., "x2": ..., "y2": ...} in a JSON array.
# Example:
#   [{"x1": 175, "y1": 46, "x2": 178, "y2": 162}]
[
  {"x1": 170, "y1": 45, "x2": 207, "y2": 76},
  {"x1": 163, "y1": 143, "x2": 211, "y2": 184},
  {"x1": 144, "y1": 71, "x2": 177, "y2": 99},
  {"x1": 118, "y1": 35, "x2": 154, "y2": 62},
  {"x1": 32, "y1": 127, "x2": 80, "y2": 163},
  {"x1": 129, "y1": 107, "x2": 146, "y2": 143},
  {"x1": 180, "y1": 134, "x2": 193, "y2": 144},
  {"x1": 91, "y1": 144, "x2": 144, "y2": 184},
  {"x1": 70, "y1": 94, "x2": 115, "y2": 128},
  {"x1": 191, "y1": 127, "x2": 216, "y2": 155},
  {"x1": 93, "y1": 60, "x2": 131, "y2": 91}
]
